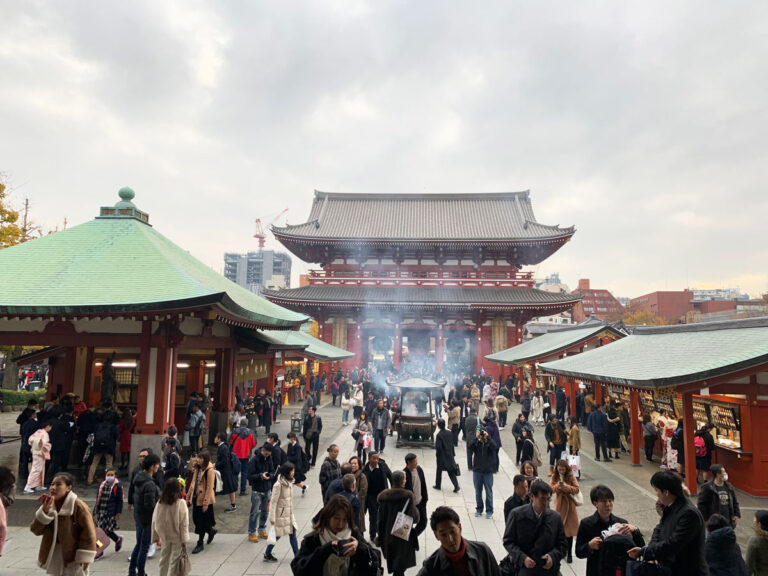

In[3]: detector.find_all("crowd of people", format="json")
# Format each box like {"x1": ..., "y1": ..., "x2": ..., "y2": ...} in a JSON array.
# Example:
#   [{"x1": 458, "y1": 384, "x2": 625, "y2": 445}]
[{"x1": 3, "y1": 369, "x2": 767, "y2": 576}]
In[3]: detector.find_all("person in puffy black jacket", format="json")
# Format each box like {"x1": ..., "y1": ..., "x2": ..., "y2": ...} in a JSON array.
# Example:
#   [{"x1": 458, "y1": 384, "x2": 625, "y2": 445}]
[
  {"x1": 130, "y1": 454, "x2": 161, "y2": 576},
  {"x1": 705, "y1": 514, "x2": 747, "y2": 576}
]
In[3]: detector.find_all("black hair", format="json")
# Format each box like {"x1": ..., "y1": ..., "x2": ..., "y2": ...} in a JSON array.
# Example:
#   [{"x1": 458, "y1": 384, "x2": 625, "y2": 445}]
[
  {"x1": 268, "y1": 432, "x2": 279, "y2": 442},
  {"x1": 287, "y1": 432, "x2": 297, "y2": 440},
  {"x1": 261, "y1": 442, "x2": 273, "y2": 453},
  {"x1": 160, "y1": 478, "x2": 183, "y2": 505},
  {"x1": 706, "y1": 513, "x2": 730, "y2": 532},
  {"x1": 0, "y1": 466, "x2": 16, "y2": 492},
  {"x1": 530, "y1": 479, "x2": 553, "y2": 497},
  {"x1": 437, "y1": 418, "x2": 446, "y2": 430},
  {"x1": 52, "y1": 471, "x2": 75, "y2": 487},
  {"x1": 710, "y1": 464, "x2": 725, "y2": 477},
  {"x1": 405, "y1": 453, "x2": 417, "y2": 464},
  {"x1": 278, "y1": 462, "x2": 295, "y2": 479},
  {"x1": 429, "y1": 506, "x2": 460, "y2": 531},
  {"x1": 215, "y1": 431, "x2": 226, "y2": 442},
  {"x1": 143, "y1": 454, "x2": 161, "y2": 470},
  {"x1": 512, "y1": 474, "x2": 527, "y2": 487},
  {"x1": 650, "y1": 470, "x2": 684, "y2": 498},
  {"x1": 590, "y1": 484, "x2": 615, "y2": 503},
  {"x1": 327, "y1": 443, "x2": 338, "y2": 454},
  {"x1": 520, "y1": 460, "x2": 538, "y2": 477},
  {"x1": 312, "y1": 495, "x2": 354, "y2": 534}
]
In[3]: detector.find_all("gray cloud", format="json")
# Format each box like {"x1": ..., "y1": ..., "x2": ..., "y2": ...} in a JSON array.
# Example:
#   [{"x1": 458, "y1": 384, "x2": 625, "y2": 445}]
[{"x1": 1, "y1": 1, "x2": 766, "y2": 298}]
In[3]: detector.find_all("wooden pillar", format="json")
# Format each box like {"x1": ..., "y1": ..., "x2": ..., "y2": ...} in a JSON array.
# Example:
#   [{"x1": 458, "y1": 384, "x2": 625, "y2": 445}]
[
  {"x1": 595, "y1": 382, "x2": 603, "y2": 406},
  {"x1": 518, "y1": 366, "x2": 524, "y2": 398},
  {"x1": 630, "y1": 389, "x2": 641, "y2": 466},
  {"x1": 531, "y1": 364, "x2": 538, "y2": 390},
  {"x1": 306, "y1": 359, "x2": 314, "y2": 392},
  {"x1": 682, "y1": 391, "x2": 698, "y2": 495},
  {"x1": 393, "y1": 323, "x2": 402, "y2": 371},
  {"x1": 568, "y1": 379, "x2": 577, "y2": 416},
  {"x1": 152, "y1": 346, "x2": 176, "y2": 434},
  {"x1": 435, "y1": 324, "x2": 444, "y2": 375},
  {"x1": 475, "y1": 327, "x2": 484, "y2": 374},
  {"x1": 215, "y1": 347, "x2": 235, "y2": 412}
]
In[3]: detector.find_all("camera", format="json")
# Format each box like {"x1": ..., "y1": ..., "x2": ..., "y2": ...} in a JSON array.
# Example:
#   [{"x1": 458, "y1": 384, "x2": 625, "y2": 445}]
[{"x1": 334, "y1": 539, "x2": 352, "y2": 555}]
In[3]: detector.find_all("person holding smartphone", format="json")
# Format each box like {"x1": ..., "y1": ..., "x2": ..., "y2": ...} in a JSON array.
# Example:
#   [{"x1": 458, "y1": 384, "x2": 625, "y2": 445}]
[{"x1": 30, "y1": 471, "x2": 97, "y2": 575}]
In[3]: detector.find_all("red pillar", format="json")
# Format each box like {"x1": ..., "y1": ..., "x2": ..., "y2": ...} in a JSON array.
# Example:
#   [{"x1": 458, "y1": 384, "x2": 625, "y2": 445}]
[
  {"x1": 435, "y1": 324, "x2": 444, "y2": 375},
  {"x1": 393, "y1": 324, "x2": 402, "y2": 371},
  {"x1": 682, "y1": 391, "x2": 698, "y2": 495},
  {"x1": 531, "y1": 364, "x2": 538, "y2": 390},
  {"x1": 630, "y1": 389, "x2": 641, "y2": 466},
  {"x1": 216, "y1": 347, "x2": 236, "y2": 412},
  {"x1": 594, "y1": 382, "x2": 603, "y2": 406},
  {"x1": 475, "y1": 327, "x2": 484, "y2": 374},
  {"x1": 518, "y1": 366, "x2": 524, "y2": 398}
]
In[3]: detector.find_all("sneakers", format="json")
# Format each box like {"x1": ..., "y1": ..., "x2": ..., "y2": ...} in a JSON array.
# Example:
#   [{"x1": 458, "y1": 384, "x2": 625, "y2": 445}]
[
  {"x1": 474, "y1": 511, "x2": 483, "y2": 517},
  {"x1": 225, "y1": 505, "x2": 237, "y2": 513},
  {"x1": 23, "y1": 488, "x2": 34, "y2": 494},
  {"x1": 259, "y1": 530, "x2": 268, "y2": 540},
  {"x1": 249, "y1": 534, "x2": 259, "y2": 543},
  {"x1": 115, "y1": 536, "x2": 123, "y2": 552},
  {"x1": 264, "y1": 554, "x2": 278, "y2": 562},
  {"x1": 485, "y1": 513, "x2": 493, "y2": 519},
  {"x1": 34, "y1": 486, "x2": 47, "y2": 491},
  {"x1": 147, "y1": 542, "x2": 157, "y2": 558}
]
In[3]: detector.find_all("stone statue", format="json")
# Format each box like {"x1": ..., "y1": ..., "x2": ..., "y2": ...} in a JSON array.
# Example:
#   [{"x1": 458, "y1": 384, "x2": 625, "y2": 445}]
[{"x1": 101, "y1": 352, "x2": 117, "y2": 407}]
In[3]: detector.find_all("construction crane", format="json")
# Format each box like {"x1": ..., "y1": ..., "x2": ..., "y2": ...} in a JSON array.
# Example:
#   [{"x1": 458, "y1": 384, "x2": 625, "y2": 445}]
[{"x1": 254, "y1": 208, "x2": 289, "y2": 249}]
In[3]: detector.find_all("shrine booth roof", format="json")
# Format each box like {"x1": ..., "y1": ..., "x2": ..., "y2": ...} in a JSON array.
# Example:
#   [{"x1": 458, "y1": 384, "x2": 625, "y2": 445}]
[{"x1": 539, "y1": 317, "x2": 768, "y2": 389}]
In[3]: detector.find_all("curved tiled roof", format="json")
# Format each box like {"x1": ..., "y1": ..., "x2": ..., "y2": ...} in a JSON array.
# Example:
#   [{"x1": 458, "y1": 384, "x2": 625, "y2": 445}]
[
  {"x1": 272, "y1": 190, "x2": 575, "y2": 242},
  {"x1": 262, "y1": 285, "x2": 581, "y2": 309},
  {"x1": 0, "y1": 205, "x2": 308, "y2": 328}
]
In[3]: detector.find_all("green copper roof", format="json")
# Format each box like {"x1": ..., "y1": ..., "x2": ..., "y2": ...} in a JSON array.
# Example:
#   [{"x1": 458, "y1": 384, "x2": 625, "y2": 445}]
[
  {"x1": 539, "y1": 318, "x2": 768, "y2": 388},
  {"x1": 258, "y1": 330, "x2": 354, "y2": 361},
  {"x1": 486, "y1": 325, "x2": 625, "y2": 366},
  {"x1": 0, "y1": 190, "x2": 308, "y2": 328}
]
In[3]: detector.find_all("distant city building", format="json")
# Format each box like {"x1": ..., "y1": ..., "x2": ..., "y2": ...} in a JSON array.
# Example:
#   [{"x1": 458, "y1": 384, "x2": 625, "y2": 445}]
[
  {"x1": 571, "y1": 279, "x2": 624, "y2": 322},
  {"x1": 617, "y1": 296, "x2": 631, "y2": 308},
  {"x1": 691, "y1": 288, "x2": 750, "y2": 301},
  {"x1": 630, "y1": 290, "x2": 693, "y2": 323},
  {"x1": 223, "y1": 250, "x2": 292, "y2": 294},
  {"x1": 530, "y1": 276, "x2": 573, "y2": 331}
]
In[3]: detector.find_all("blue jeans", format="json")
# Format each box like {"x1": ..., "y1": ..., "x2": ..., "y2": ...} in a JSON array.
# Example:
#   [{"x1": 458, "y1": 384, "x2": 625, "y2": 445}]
[
  {"x1": 434, "y1": 401, "x2": 443, "y2": 418},
  {"x1": 129, "y1": 513, "x2": 151, "y2": 576},
  {"x1": 473, "y1": 471, "x2": 494, "y2": 514},
  {"x1": 265, "y1": 532, "x2": 299, "y2": 557},
  {"x1": 249, "y1": 490, "x2": 270, "y2": 534},
  {"x1": 342, "y1": 410, "x2": 349, "y2": 424},
  {"x1": 239, "y1": 460, "x2": 249, "y2": 494}
]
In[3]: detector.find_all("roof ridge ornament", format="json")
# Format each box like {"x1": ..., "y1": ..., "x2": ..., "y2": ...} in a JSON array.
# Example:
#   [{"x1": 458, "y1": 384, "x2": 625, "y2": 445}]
[{"x1": 97, "y1": 187, "x2": 151, "y2": 225}]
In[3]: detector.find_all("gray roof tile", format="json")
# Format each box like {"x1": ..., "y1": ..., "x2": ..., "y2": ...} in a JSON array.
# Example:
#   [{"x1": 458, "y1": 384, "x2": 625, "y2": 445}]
[{"x1": 272, "y1": 191, "x2": 575, "y2": 241}]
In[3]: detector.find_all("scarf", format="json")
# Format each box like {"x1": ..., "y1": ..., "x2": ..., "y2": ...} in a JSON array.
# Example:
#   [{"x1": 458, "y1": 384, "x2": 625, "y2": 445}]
[
  {"x1": 445, "y1": 538, "x2": 471, "y2": 576},
  {"x1": 319, "y1": 527, "x2": 352, "y2": 576}
]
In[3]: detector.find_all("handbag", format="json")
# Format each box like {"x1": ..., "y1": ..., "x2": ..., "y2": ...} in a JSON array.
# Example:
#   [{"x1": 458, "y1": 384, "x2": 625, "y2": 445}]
[
  {"x1": 626, "y1": 560, "x2": 671, "y2": 576},
  {"x1": 570, "y1": 488, "x2": 584, "y2": 506},
  {"x1": 176, "y1": 547, "x2": 192, "y2": 576},
  {"x1": 351, "y1": 430, "x2": 361, "y2": 441},
  {"x1": 267, "y1": 525, "x2": 277, "y2": 544},
  {"x1": 390, "y1": 499, "x2": 414, "y2": 541},
  {"x1": 454, "y1": 462, "x2": 461, "y2": 477}
]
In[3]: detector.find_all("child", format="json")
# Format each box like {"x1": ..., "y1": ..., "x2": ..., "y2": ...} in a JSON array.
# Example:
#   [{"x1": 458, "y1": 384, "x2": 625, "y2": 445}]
[
  {"x1": 24, "y1": 419, "x2": 52, "y2": 493},
  {"x1": 94, "y1": 467, "x2": 124, "y2": 557}
]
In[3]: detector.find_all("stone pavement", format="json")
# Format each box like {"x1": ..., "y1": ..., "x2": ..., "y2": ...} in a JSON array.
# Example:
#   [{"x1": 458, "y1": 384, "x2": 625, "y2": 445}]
[{"x1": 1, "y1": 398, "x2": 766, "y2": 575}]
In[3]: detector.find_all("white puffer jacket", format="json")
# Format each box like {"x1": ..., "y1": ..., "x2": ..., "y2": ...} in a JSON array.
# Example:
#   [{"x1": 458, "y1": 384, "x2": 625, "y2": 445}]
[{"x1": 267, "y1": 475, "x2": 296, "y2": 537}]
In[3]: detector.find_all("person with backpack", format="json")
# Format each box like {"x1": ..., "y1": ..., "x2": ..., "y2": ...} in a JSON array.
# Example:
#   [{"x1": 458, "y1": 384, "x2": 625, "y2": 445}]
[
  {"x1": 187, "y1": 405, "x2": 206, "y2": 456},
  {"x1": 286, "y1": 432, "x2": 308, "y2": 494},
  {"x1": 129, "y1": 454, "x2": 162, "y2": 576},
  {"x1": 162, "y1": 437, "x2": 184, "y2": 486},
  {"x1": 231, "y1": 417, "x2": 256, "y2": 496},
  {"x1": 214, "y1": 432, "x2": 237, "y2": 514},
  {"x1": 247, "y1": 443, "x2": 275, "y2": 543},
  {"x1": 695, "y1": 425, "x2": 715, "y2": 483},
  {"x1": 87, "y1": 409, "x2": 118, "y2": 485}
]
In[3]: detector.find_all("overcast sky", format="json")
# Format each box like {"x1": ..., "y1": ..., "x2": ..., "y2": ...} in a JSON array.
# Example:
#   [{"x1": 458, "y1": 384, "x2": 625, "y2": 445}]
[{"x1": 2, "y1": 1, "x2": 767, "y2": 299}]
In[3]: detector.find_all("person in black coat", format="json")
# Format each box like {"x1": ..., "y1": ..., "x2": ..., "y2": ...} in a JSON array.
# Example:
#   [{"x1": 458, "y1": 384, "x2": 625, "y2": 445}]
[
  {"x1": 403, "y1": 453, "x2": 429, "y2": 539},
  {"x1": 377, "y1": 471, "x2": 420, "y2": 576},
  {"x1": 512, "y1": 413, "x2": 533, "y2": 465},
  {"x1": 575, "y1": 484, "x2": 644, "y2": 576},
  {"x1": 628, "y1": 470, "x2": 707, "y2": 576},
  {"x1": 291, "y1": 495, "x2": 376, "y2": 576},
  {"x1": 19, "y1": 410, "x2": 40, "y2": 479},
  {"x1": 362, "y1": 452, "x2": 391, "y2": 542},
  {"x1": 504, "y1": 475, "x2": 530, "y2": 522},
  {"x1": 302, "y1": 406, "x2": 323, "y2": 467},
  {"x1": 433, "y1": 419, "x2": 459, "y2": 492},
  {"x1": 555, "y1": 387, "x2": 567, "y2": 422},
  {"x1": 503, "y1": 479, "x2": 567, "y2": 576},
  {"x1": 697, "y1": 464, "x2": 740, "y2": 526},
  {"x1": 704, "y1": 514, "x2": 748, "y2": 576},
  {"x1": 285, "y1": 432, "x2": 307, "y2": 491},
  {"x1": 214, "y1": 432, "x2": 237, "y2": 512}
]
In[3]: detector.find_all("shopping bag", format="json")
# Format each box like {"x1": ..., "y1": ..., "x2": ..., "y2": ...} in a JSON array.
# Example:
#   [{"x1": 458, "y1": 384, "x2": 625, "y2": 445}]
[
  {"x1": 94, "y1": 526, "x2": 111, "y2": 555},
  {"x1": 176, "y1": 547, "x2": 192, "y2": 576},
  {"x1": 363, "y1": 433, "x2": 372, "y2": 449},
  {"x1": 390, "y1": 499, "x2": 414, "y2": 541},
  {"x1": 568, "y1": 453, "x2": 581, "y2": 478},
  {"x1": 182, "y1": 430, "x2": 190, "y2": 447},
  {"x1": 267, "y1": 526, "x2": 277, "y2": 544}
]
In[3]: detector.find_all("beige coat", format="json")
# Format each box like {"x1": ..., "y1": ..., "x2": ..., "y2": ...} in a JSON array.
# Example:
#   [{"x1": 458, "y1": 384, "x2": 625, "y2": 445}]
[
  {"x1": 186, "y1": 464, "x2": 216, "y2": 508},
  {"x1": 447, "y1": 406, "x2": 460, "y2": 428},
  {"x1": 30, "y1": 491, "x2": 97, "y2": 571},
  {"x1": 267, "y1": 476, "x2": 296, "y2": 537},
  {"x1": 355, "y1": 469, "x2": 368, "y2": 531},
  {"x1": 495, "y1": 395, "x2": 509, "y2": 413},
  {"x1": 151, "y1": 499, "x2": 189, "y2": 544},
  {"x1": 551, "y1": 475, "x2": 580, "y2": 537}
]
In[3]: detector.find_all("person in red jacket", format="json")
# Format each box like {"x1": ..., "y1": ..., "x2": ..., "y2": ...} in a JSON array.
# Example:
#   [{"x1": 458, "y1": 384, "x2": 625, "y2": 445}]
[{"x1": 230, "y1": 418, "x2": 256, "y2": 496}]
